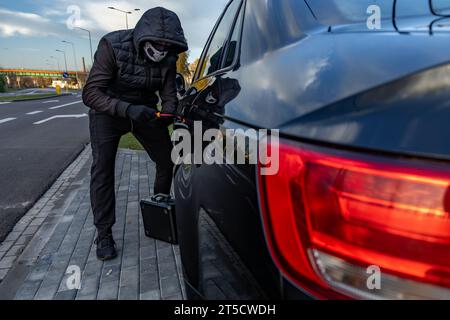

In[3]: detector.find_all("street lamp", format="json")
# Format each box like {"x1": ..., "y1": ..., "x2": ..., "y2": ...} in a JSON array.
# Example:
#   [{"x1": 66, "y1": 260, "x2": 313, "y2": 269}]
[
  {"x1": 76, "y1": 27, "x2": 94, "y2": 65},
  {"x1": 62, "y1": 40, "x2": 80, "y2": 87},
  {"x1": 50, "y1": 56, "x2": 61, "y2": 71},
  {"x1": 56, "y1": 49, "x2": 69, "y2": 91},
  {"x1": 107, "y1": 7, "x2": 140, "y2": 29},
  {"x1": 62, "y1": 41, "x2": 78, "y2": 70},
  {"x1": 55, "y1": 49, "x2": 68, "y2": 73}
]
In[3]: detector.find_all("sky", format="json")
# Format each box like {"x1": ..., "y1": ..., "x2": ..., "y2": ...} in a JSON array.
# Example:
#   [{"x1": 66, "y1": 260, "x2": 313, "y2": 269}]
[{"x1": 0, "y1": 0, "x2": 229, "y2": 70}]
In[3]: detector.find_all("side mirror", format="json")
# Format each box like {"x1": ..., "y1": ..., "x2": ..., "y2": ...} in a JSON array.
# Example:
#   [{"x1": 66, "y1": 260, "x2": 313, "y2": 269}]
[{"x1": 175, "y1": 73, "x2": 186, "y2": 96}]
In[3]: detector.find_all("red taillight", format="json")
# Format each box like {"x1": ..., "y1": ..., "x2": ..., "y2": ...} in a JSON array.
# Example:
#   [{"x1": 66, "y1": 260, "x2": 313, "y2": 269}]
[{"x1": 258, "y1": 142, "x2": 450, "y2": 299}]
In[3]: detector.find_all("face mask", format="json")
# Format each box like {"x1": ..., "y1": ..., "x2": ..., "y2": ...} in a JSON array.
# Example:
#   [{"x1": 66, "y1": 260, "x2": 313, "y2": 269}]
[{"x1": 144, "y1": 42, "x2": 168, "y2": 63}]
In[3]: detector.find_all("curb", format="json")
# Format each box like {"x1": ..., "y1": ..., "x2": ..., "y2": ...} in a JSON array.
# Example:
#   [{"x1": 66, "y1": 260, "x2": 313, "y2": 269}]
[{"x1": 0, "y1": 93, "x2": 75, "y2": 103}]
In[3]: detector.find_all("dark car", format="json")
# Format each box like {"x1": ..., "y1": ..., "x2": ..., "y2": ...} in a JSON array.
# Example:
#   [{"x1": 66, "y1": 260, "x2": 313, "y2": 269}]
[{"x1": 173, "y1": 0, "x2": 450, "y2": 300}]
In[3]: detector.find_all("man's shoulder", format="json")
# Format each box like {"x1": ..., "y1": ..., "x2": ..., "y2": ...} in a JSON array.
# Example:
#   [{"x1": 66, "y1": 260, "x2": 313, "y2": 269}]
[{"x1": 102, "y1": 29, "x2": 134, "y2": 45}]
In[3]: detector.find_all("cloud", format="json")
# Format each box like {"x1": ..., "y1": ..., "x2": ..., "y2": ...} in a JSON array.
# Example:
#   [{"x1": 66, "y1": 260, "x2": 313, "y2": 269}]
[
  {"x1": 0, "y1": 0, "x2": 229, "y2": 61},
  {"x1": 77, "y1": 0, "x2": 228, "y2": 59},
  {"x1": 0, "y1": 8, "x2": 56, "y2": 37},
  {"x1": 41, "y1": 8, "x2": 67, "y2": 17},
  {"x1": 18, "y1": 48, "x2": 41, "y2": 52}
]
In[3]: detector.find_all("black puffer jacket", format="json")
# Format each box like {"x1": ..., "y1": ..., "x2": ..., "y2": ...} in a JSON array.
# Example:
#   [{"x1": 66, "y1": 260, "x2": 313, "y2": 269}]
[{"x1": 82, "y1": 7, "x2": 188, "y2": 117}]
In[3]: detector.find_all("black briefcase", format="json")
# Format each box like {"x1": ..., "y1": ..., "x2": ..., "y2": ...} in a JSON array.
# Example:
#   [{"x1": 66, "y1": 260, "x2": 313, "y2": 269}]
[{"x1": 140, "y1": 194, "x2": 178, "y2": 244}]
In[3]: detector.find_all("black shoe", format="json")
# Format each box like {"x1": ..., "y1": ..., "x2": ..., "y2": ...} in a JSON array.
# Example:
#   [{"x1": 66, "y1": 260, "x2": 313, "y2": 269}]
[{"x1": 95, "y1": 234, "x2": 117, "y2": 261}]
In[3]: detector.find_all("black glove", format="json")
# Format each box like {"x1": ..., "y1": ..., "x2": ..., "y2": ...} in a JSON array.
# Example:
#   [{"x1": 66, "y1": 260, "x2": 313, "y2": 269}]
[
  {"x1": 126, "y1": 105, "x2": 157, "y2": 123},
  {"x1": 157, "y1": 113, "x2": 176, "y2": 127}
]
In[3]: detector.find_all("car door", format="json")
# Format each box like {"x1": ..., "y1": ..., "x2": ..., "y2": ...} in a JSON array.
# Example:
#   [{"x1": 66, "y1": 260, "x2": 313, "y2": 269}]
[{"x1": 175, "y1": 0, "x2": 281, "y2": 300}]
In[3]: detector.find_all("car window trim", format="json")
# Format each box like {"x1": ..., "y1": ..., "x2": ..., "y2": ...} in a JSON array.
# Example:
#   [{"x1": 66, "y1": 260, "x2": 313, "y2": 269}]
[
  {"x1": 220, "y1": 0, "x2": 246, "y2": 70},
  {"x1": 192, "y1": 0, "x2": 235, "y2": 82},
  {"x1": 192, "y1": 0, "x2": 244, "y2": 83}
]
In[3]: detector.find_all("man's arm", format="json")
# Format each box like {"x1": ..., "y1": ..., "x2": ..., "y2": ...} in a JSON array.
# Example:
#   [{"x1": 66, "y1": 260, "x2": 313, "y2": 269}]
[
  {"x1": 82, "y1": 38, "x2": 130, "y2": 117},
  {"x1": 159, "y1": 55, "x2": 178, "y2": 115}
]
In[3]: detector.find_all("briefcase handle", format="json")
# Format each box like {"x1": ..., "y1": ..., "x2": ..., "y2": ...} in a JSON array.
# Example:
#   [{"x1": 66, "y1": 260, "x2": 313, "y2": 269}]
[{"x1": 151, "y1": 193, "x2": 172, "y2": 203}]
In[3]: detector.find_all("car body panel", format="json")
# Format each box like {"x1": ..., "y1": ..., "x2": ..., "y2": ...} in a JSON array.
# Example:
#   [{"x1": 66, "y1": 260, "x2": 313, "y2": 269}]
[
  {"x1": 229, "y1": 33, "x2": 450, "y2": 131},
  {"x1": 174, "y1": 0, "x2": 450, "y2": 300}
]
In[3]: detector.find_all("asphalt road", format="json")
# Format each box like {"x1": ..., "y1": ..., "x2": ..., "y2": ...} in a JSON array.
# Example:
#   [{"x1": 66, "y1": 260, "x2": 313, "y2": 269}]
[
  {"x1": 0, "y1": 88, "x2": 59, "y2": 97},
  {"x1": 0, "y1": 93, "x2": 90, "y2": 242}
]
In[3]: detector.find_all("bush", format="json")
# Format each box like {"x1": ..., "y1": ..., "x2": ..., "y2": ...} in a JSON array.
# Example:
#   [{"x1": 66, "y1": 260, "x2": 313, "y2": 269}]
[{"x1": 0, "y1": 76, "x2": 6, "y2": 93}]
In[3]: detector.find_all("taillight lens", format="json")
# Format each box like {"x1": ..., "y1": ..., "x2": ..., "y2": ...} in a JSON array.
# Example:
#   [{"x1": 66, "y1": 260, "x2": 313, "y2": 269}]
[{"x1": 258, "y1": 142, "x2": 450, "y2": 299}]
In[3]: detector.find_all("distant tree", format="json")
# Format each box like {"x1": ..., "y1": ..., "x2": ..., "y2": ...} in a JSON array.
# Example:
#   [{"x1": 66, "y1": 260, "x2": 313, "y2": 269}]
[
  {"x1": 0, "y1": 75, "x2": 6, "y2": 92},
  {"x1": 176, "y1": 51, "x2": 191, "y2": 79},
  {"x1": 8, "y1": 74, "x2": 18, "y2": 89},
  {"x1": 189, "y1": 58, "x2": 199, "y2": 75},
  {"x1": 36, "y1": 77, "x2": 47, "y2": 88},
  {"x1": 182, "y1": 58, "x2": 200, "y2": 83},
  {"x1": 21, "y1": 77, "x2": 34, "y2": 88}
]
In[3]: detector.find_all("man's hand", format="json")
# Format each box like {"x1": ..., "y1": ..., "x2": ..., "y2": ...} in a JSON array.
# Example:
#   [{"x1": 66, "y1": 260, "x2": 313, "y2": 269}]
[
  {"x1": 174, "y1": 115, "x2": 189, "y2": 129},
  {"x1": 156, "y1": 112, "x2": 176, "y2": 127},
  {"x1": 160, "y1": 113, "x2": 187, "y2": 124},
  {"x1": 126, "y1": 105, "x2": 157, "y2": 123}
]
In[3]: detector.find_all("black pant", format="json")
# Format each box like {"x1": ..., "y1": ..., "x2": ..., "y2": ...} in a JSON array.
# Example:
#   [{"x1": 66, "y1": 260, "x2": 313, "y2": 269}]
[{"x1": 89, "y1": 110, "x2": 174, "y2": 238}]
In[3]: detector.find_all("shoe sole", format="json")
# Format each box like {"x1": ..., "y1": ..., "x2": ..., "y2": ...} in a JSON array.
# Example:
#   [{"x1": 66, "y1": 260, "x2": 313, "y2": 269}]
[{"x1": 97, "y1": 252, "x2": 118, "y2": 261}]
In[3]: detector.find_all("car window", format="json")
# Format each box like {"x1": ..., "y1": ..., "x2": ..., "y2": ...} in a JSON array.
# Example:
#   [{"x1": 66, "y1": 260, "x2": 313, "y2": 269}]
[
  {"x1": 396, "y1": 0, "x2": 435, "y2": 17},
  {"x1": 431, "y1": 0, "x2": 450, "y2": 15},
  {"x1": 305, "y1": 0, "x2": 435, "y2": 24},
  {"x1": 223, "y1": 3, "x2": 244, "y2": 69},
  {"x1": 196, "y1": 0, "x2": 242, "y2": 80},
  {"x1": 305, "y1": 0, "x2": 394, "y2": 25},
  {"x1": 241, "y1": 0, "x2": 308, "y2": 63}
]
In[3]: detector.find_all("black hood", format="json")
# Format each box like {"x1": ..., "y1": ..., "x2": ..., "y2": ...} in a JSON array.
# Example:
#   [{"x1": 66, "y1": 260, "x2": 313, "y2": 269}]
[{"x1": 133, "y1": 7, "x2": 188, "y2": 54}]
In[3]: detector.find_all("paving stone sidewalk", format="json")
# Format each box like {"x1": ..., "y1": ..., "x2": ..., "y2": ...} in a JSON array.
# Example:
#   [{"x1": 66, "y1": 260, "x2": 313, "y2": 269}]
[{"x1": 0, "y1": 146, "x2": 185, "y2": 300}]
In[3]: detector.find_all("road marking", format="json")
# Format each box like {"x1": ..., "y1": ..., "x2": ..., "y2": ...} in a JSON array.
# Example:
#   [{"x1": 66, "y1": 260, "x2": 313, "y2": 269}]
[
  {"x1": 26, "y1": 110, "x2": 43, "y2": 115},
  {"x1": 0, "y1": 102, "x2": 11, "y2": 105},
  {"x1": 0, "y1": 117, "x2": 16, "y2": 124},
  {"x1": 42, "y1": 100, "x2": 59, "y2": 104},
  {"x1": 49, "y1": 100, "x2": 82, "y2": 110},
  {"x1": 33, "y1": 113, "x2": 87, "y2": 125}
]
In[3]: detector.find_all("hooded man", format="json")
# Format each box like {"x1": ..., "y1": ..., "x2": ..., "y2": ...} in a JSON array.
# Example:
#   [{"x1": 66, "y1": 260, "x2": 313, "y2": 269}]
[{"x1": 82, "y1": 7, "x2": 188, "y2": 261}]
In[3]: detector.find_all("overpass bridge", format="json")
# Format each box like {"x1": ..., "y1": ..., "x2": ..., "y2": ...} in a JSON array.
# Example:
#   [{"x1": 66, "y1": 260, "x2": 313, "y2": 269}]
[
  {"x1": 0, "y1": 69, "x2": 87, "y2": 78},
  {"x1": 0, "y1": 69, "x2": 88, "y2": 89}
]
